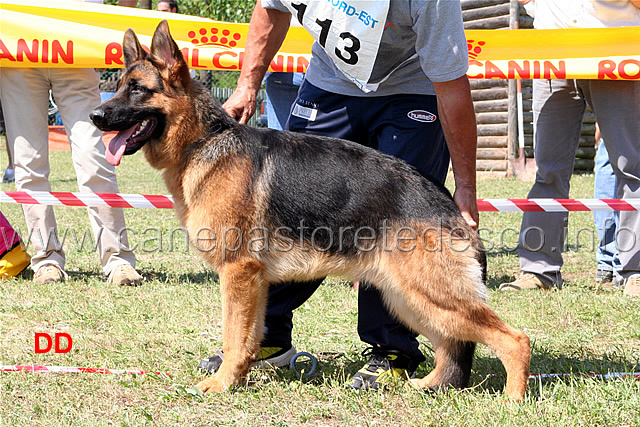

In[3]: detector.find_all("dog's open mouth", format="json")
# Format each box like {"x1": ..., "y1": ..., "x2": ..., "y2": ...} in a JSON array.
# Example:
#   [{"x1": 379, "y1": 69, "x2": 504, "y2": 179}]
[{"x1": 106, "y1": 118, "x2": 157, "y2": 166}]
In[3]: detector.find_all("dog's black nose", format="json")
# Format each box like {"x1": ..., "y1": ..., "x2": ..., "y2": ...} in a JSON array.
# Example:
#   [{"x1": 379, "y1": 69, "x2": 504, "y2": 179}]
[{"x1": 89, "y1": 108, "x2": 105, "y2": 127}]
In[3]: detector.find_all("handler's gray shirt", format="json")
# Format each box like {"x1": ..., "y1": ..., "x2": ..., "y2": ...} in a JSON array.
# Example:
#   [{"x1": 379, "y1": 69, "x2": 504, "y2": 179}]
[{"x1": 262, "y1": 0, "x2": 469, "y2": 97}]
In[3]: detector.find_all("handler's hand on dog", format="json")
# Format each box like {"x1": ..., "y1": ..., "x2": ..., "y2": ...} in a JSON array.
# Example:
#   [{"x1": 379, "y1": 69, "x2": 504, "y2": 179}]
[
  {"x1": 223, "y1": 87, "x2": 257, "y2": 124},
  {"x1": 454, "y1": 187, "x2": 479, "y2": 229}
]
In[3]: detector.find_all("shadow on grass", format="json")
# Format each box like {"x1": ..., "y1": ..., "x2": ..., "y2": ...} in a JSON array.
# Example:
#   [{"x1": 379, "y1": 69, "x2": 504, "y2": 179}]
[
  {"x1": 469, "y1": 343, "x2": 639, "y2": 399},
  {"x1": 245, "y1": 344, "x2": 638, "y2": 400},
  {"x1": 485, "y1": 248, "x2": 518, "y2": 258},
  {"x1": 57, "y1": 269, "x2": 220, "y2": 285},
  {"x1": 487, "y1": 274, "x2": 516, "y2": 290},
  {"x1": 143, "y1": 269, "x2": 219, "y2": 285}
]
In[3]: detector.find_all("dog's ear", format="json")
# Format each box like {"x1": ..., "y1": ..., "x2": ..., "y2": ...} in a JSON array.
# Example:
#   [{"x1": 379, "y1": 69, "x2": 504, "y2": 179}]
[
  {"x1": 149, "y1": 20, "x2": 191, "y2": 87},
  {"x1": 122, "y1": 28, "x2": 147, "y2": 68}
]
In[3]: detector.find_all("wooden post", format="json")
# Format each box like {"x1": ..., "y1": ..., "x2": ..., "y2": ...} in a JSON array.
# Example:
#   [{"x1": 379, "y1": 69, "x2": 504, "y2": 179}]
[{"x1": 506, "y1": 0, "x2": 520, "y2": 176}]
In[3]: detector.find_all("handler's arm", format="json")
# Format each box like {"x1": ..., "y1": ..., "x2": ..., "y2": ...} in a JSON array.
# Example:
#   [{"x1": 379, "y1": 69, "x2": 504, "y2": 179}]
[
  {"x1": 223, "y1": 1, "x2": 292, "y2": 123},
  {"x1": 432, "y1": 76, "x2": 479, "y2": 228}
]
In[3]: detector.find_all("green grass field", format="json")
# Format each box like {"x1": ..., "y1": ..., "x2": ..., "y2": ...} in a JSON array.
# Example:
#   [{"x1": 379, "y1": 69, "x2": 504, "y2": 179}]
[{"x1": 1, "y1": 147, "x2": 638, "y2": 426}]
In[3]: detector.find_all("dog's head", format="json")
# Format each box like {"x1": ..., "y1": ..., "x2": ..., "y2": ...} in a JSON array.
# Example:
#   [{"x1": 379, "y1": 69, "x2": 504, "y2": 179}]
[{"x1": 90, "y1": 20, "x2": 192, "y2": 166}]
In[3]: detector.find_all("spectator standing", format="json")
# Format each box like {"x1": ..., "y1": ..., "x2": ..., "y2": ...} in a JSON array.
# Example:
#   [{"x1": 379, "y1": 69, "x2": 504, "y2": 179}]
[
  {"x1": 499, "y1": 0, "x2": 640, "y2": 297},
  {"x1": 0, "y1": 0, "x2": 142, "y2": 285}
]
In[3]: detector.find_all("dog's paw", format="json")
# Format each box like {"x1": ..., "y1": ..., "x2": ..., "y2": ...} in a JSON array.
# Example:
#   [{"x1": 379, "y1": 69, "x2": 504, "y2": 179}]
[
  {"x1": 407, "y1": 376, "x2": 439, "y2": 391},
  {"x1": 407, "y1": 377, "x2": 425, "y2": 390},
  {"x1": 196, "y1": 377, "x2": 230, "y2": 394}
]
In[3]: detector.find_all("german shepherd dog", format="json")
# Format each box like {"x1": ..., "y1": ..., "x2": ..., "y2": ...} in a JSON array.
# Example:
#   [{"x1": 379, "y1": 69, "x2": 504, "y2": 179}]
[{"x1": 90, "y1": 21, "x2": 530, "y2": 400}]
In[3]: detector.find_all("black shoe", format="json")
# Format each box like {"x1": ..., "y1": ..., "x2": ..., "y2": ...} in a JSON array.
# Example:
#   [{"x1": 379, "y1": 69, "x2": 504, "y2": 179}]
[
  {"x1": 596, "y1": 269, "x2": 614, "y2": 288},
  {"x1": 349, "y1": 347, "x2": 414, "y2": 390},
  {"x1": 2, "y1": 168, "x2": 14, "y2": 183},
  {"x1": 596, "y1": 269, "x2": 623, "y2": 290},
  {"x1": 198, "y1": 346, "x2": 297, "y2": 374}
]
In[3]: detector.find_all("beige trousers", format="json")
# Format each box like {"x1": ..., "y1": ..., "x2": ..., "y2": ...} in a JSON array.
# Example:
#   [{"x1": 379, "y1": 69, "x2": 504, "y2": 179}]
[
  {"x1": 0, "y1": 67, "x2": 136, "y2": 275},
  {"x1": 519, "y1": 78, "x2": 640, "y2": 286}
]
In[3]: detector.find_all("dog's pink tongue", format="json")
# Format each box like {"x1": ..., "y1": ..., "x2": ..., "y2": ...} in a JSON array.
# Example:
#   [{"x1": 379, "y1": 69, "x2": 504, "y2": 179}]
[{"x1": 106, "y1": 126, "x2": 136, "y2": 166}]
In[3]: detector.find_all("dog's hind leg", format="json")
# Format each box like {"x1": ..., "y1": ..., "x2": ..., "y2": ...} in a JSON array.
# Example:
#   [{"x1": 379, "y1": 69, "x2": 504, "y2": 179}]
[
  {"x1": 422, "y1": 338, "x2": 476, "y2": 391},
  {"x1": 400, "y1": 296, "x2": 530, "y2": 401},
  {"x1": 377, "y1": 249, "x2": 530, "y2": 401},
  {"x1": 378, "y1": 290, "x2": 476, "y2": 391},
  {"x1": 196, "y1": 259, "x2": 268, "y2": 394},
  {"x1": 392, "y1": 293, "x2": 530, "y2": 401}
]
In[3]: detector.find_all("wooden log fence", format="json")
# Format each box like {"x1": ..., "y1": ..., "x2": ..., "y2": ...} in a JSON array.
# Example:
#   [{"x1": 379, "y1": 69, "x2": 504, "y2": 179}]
[{"x1": 462, "y1": 0, "x2": 597, "y2": 175}]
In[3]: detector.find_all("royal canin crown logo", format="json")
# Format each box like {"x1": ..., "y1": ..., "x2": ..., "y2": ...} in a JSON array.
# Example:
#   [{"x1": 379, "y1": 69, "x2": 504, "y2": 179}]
[
  {"x1": 188, "y1": 27, "x2": 242, "y2": 48},
  {"x1": 467, "y1": 39, "x2": 486, "y2": 60}
]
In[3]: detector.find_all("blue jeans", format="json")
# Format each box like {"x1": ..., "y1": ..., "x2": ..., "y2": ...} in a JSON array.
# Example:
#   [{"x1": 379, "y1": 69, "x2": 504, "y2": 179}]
[
  {"x1": 593, "y1": 139, "x2": 620, "y2": 273},
  {"x1": 264, "y1": 72, "x2": 304, "y2": 131}
]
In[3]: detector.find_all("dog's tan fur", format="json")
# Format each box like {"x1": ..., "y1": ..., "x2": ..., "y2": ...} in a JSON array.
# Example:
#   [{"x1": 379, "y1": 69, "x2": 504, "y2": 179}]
[{"x1": 92, "y1": 21, "x2": 531, "y2": 401}]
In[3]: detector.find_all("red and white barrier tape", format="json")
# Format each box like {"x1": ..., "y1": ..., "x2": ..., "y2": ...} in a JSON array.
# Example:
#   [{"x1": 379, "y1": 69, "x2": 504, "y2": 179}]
[
  {"x1": 0, "y1": 365, "x2": 170, "y2": 376},
  {"x1": 2, "y1": 191, "x2": 640, "y2": 212},
  {"x1": 0, "y1": 191, "x2": 174, "y2": 209},
  {"x1": 478, "y1": 198, "x2": 640, "y2": 212}
]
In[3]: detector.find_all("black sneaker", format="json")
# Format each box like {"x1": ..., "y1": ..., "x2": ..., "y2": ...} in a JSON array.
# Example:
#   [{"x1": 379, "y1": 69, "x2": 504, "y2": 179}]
[
  {"x1": 596, "y1": 269, "x2": 614, "y2": 288},
  {"x1": 596, "y1": 269, "x2": 624, "y2": 290},
  {"x1": 349, "y1": 347, "x2": 414, "y2": 390},
  {"x1": 198, "y1": 346, "x2": 297, "y2": 374}
]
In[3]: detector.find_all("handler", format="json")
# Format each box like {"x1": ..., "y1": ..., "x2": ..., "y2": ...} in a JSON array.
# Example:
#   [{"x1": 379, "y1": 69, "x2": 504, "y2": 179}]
[{"x1": 199, "y1": 0, "x2": 479, "y2": 389}]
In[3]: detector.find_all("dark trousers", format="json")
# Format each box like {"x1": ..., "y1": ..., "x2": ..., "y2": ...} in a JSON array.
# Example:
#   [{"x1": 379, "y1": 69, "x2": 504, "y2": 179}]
[{"x1": 263, "y1": 81, "x2": 449, "y2": 364}]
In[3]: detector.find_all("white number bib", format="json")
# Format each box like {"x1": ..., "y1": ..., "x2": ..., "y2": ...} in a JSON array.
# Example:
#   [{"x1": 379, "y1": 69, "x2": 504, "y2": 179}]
[{"x1": 281, "y1": 0, "x2": 390, "y2": 92}]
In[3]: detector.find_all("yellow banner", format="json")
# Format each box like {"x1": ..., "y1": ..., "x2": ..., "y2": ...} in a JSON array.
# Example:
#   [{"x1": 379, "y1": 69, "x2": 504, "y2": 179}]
[{"x1": 1, "y1": 0, "x2": 639, "y2": 80}]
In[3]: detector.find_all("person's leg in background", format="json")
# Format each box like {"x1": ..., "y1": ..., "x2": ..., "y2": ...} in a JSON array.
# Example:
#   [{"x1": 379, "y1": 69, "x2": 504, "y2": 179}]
[
  {"x1": 592, "y1": 137, "x2": 621, "y2": 288},
  {"x1": 51, "y1": 68, "x2": 140, "y2": 285},
  {"x1": 202, "y1": 82, "x2": 434, "y2": 388},
  {"x1": 201, "y1": 82, "x2": 449, "y2": 387},
  {"x1": 0, "y1": 68, "x2": 66, "y2": 282},
  {"x1": 587, "y1": 79, "x2": 640, "y2": 297},
  {"x1": 264, "y1": 72, "x2": 304, "y2": 131},
  {"x1": 501, "y1": 79, "x2": 586, "y2": 291}
]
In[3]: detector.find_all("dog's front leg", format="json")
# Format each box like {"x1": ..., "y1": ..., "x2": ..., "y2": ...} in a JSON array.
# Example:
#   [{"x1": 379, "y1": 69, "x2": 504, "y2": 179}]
[{"x1": 196, "y1": 259, "x2": 268, "y2": 393}]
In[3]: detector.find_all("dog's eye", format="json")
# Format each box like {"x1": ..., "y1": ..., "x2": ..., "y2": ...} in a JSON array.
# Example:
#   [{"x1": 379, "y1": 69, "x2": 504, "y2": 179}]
[{"x1": 129, "y1": 80, "x2": 148, "y2": 94}]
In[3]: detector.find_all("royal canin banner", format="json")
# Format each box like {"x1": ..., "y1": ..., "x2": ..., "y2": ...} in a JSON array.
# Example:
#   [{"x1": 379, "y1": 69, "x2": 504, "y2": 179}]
[{"x1": 1, "y1": 0, "x2": 639, "y2": 80}]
